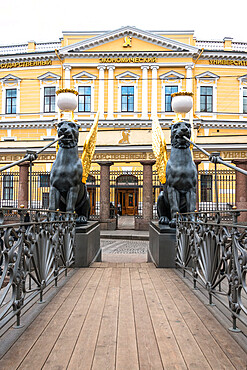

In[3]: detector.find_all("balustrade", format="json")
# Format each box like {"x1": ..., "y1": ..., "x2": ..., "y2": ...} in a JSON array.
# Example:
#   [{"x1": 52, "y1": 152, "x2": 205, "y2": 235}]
[
  {"x1": 0, "y1": 208, "x2": 75, "y2": 330},
  {"x1": 176, "y1": 210, "x2": 247, "y2": 332}
]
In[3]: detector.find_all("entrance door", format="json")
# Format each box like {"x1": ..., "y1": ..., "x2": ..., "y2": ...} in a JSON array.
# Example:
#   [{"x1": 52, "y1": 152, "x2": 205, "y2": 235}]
[{"x1": 117, "y1": 188, "x2": 138, "y2": 216}]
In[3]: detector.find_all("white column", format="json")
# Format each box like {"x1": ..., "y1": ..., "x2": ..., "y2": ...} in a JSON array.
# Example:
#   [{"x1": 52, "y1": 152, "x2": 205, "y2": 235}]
[
  {"x1": 63, "y1": 65, "x2": 71, "y2": 88},
  {"x1": 185, "y1": 64, "x2": 194, "y2": 121},
  {"x1": 98, "y1": 65, "x2": 106, "y2": 118},
  {"x1": 151, "y1": 65, "x2": 159, "y2": 117},
  {"x1": 185, "y1": 64, "x2": 193, "y2": 92},
  {"x1": 107, "y1": 65, "x2": 115, "y2": 119},
  {"x1": 141, "y1": 65, "x2": 149, "y2": 119}
]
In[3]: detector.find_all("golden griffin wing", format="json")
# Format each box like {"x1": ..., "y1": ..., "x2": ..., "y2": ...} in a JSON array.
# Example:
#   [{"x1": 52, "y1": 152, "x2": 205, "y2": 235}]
[
  {"x1": 152, "y1": 116, "x2": 168, "y2": 184},
  {"x1": 81, "y1": 111, "x2": 99, "y2": 183}
]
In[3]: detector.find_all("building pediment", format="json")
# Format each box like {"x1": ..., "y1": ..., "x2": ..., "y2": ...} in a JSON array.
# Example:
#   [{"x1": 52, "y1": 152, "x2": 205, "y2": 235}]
[
  {"x1": 59, "y1": 26, "x2": 199, "y2": 56},
  {"x1": 37, "y1": 72, "x2": 61, "y2": 80},
  {"x1": 1, "y1": 73, "x2": 21, "y2": 83},
  {"x1": 196, "y1": 71, "x2": 219, "y2": 80},
  {"x1": 116, "y1": 71, "x2": 140, "y2": 80}
]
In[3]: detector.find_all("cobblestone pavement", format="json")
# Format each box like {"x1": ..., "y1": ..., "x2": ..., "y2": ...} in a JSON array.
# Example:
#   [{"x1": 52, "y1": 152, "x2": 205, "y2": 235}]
[{"x1": 100, "y1": 239, "x2": 148, "y2": 263}]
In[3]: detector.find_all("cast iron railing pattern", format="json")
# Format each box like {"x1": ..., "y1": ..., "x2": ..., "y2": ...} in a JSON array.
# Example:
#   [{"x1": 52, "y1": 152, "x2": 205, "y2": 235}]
[
  {"x1": 0, "y1": 169, "x2": 236, "y2": 217},
  {"x1": 176, "y1": 210, "x2": 247, "y2": 331},
  {"x1": 0, "y1": 208, "x2": 75, "y2": 330}
]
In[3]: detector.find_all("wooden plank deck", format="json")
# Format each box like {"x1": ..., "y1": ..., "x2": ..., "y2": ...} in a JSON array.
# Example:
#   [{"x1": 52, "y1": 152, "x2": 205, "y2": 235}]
[{"x1": 0, "y1": 263, "x2": 246, "y2": 369}]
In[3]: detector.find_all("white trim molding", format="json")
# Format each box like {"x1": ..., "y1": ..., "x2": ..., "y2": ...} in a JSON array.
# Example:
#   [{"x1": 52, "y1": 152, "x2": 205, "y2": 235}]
[
  {"x1": 1, "y1": 74, "x2": 21, "y2": 118},
  {"x1": 195, "y1": 71, "x2": 219, "y2": 119},
  {"x1": 73, "y1": 71, "x2": 97, "y2": 118},
  {"x1": 115, "y1": 71, "x2": 140, "y2": 118},
  {"x1": 160, "y1": 70, "x2": 184, "y2": 117},
  {"x1": 141, "y1": 65, "x2": 149, "y2": 119},
  {"x1": 238, "y1": 74, "x2": 247, "y2": 118},
  {"x1": 37, "y1": 72, "x2": 61, "y2": 117},
  {"x1": 107, "y1": 65, "x2": 115, "y2": 119}
]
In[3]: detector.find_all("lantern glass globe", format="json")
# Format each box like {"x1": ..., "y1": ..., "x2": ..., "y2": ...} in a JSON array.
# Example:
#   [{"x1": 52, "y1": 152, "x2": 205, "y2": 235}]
[
  {"x1": 57, "y1": 92, "x2": 78, "y2": 112},
  {"x1": 172, "y1": 95, "x2": 193, "y2": 114}
]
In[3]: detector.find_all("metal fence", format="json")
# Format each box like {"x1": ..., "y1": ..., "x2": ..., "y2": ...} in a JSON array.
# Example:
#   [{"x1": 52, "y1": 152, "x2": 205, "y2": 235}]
[
  {"x1": 0, "y1": 168, "x2": 236, "y2": 217},
  {"x1": 0, "y1": 208, "x2": 75, "y2": 330},
  {"x1": 198, "y1": 169, "x2": 236, "y2": 211},
  {"x1": 176, "y1": 210, "x2": 247, "y2": 332}
]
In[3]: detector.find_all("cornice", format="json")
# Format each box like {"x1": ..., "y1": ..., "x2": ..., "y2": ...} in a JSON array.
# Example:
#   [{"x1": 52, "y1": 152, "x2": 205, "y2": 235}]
[
  {"x1": 0, "y1": 120, "x2": 56, "y2": 129},
  {"x1": 0, "y1": 118, "x2": 246, "y2": 130},
  {"x1": 200, "y1": 50, "x2": 247, "y2": 60},
  {"x1": 200, "y1": 120, "x2": 247, "y2": 129},
  {"x1": 0, "y1": 52, "x2": 57, "y2": 63},
  {"x1": 62, "y1": 50, "x2": 198, "y2": 59}
]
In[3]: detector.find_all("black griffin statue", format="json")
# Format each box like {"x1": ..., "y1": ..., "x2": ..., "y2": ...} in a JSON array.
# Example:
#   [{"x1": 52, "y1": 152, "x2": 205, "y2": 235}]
[
  {"x1": 49, "y1": 120, "x2": 90, "y2": 224},
  {"x1": 157, "y1": 120, "x2": 197, "y2": 228}
]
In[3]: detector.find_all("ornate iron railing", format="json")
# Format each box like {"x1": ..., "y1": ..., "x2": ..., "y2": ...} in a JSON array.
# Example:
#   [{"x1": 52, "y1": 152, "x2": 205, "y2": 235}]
[
  {"x1": 176, "y1": 210, "x2": 247, "y2": 332},
  {"x1": 0, "y1": 208, "x2": 75, "y2": 330}
]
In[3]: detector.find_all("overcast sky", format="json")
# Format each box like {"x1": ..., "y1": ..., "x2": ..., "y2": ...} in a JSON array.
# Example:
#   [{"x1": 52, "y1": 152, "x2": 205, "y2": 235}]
[{"x1": 1, "y1": 0, "x2": 247, "y2": 45}]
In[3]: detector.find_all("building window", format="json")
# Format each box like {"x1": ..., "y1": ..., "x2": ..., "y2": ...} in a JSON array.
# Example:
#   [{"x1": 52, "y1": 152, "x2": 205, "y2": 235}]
[
  {"x1": 201, "y1": 174, "x2": 212, "y2": 202},
  {"x1": 165, "y1": 86, "x2": 178, "y2": 112},
  {"x1": 44, "y1": 87, "x2": 56, "y2": 113},
  {"x1": 6, "y1": 89, "x2": 17, "y2": 114},
  {"x1": 39, "y1": 174, "x2": 50, "y2": 187},
  {"x1": 243, "y1": 88, "x2": 247, "y2": 114},
  {"x1": 3, "y1": 175, "x2": 14, "y2": 200},
  {"x1": 200, "y1": 86, "x2": 213, "y2": 112},
  {"x1": 42, "y1": 192, "x2": 50, "y2": 208},
  {"x1": 78, "y1": 86, "x2": 91, "y2": 112},
  {"x1": 121, "y1": 86, "x2": 134, "y2": 112}
]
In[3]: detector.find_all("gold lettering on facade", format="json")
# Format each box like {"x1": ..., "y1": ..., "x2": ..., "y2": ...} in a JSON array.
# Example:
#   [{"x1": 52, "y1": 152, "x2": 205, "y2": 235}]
[
  {"x1": 0, "y1": 59, "x2": 52, "y2": 69},
  {"x1": 209, "y1": 59, "x2": 247, "y2": 66},
  {"x1": 123, "y1": 36, "x2": 132, "y2": 47},
  {"x1": 99, "y1": 57, "x2": 157, "y2": 63}
]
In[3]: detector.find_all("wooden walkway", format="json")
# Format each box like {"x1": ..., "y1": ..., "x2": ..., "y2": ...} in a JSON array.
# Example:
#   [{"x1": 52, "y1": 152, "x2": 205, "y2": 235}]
[{"x1": 0, "y1": 263, "x2": 247, "y2": 369}]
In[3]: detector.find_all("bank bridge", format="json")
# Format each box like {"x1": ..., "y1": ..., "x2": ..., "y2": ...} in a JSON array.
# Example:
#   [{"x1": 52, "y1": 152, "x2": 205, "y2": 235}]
[{"x1": 0, "y1": 210, "x2": 247, "y2": 369}]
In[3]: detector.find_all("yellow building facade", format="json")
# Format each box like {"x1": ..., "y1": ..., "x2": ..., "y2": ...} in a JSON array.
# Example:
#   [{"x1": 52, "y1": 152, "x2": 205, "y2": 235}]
[{"x1": 0, "y1": 26, "x2": 247, "y2": 217}]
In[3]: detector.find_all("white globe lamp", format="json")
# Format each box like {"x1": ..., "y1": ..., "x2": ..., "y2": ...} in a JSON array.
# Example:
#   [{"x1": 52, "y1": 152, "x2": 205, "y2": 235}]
[
  {"x1": 56, "y1": 89, "x2": 78, "y2": 112},
  {"x1": 171, "y1": 92, "x2": 193, "y2": 114}
]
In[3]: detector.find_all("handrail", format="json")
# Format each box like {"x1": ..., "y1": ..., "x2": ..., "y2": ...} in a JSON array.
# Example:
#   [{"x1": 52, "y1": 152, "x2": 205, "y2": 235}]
[
  {"x1": 0, "y1": 135, "x2": 63, "y2": 172},
  {"x1": 183, "y1": 136, "x2": 247, "y2": 176}
]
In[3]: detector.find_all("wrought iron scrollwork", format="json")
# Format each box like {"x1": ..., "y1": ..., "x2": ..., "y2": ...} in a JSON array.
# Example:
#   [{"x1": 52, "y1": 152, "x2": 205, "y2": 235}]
[
  {"x1": 176, "y1": 210, "x2": 247, "y2": 331},
  {"x1": 0, "y1": 208, "x2": 75, "y2": 329}
]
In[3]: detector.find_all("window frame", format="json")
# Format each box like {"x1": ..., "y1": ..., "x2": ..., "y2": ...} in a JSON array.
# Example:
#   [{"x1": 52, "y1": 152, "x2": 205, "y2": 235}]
[
  {"x1": 3, "y1": 174, "x2": 14, "y2": 200},
  {"x1": 159, "y1": 71, "x2": 184, "y2": 117},
  {"x1": 121, "y1": 86, "x2": 134, "y2": 112},
  {"x1": 78, "y1": 86, "x2": 91, "y2": 112},
  {"x1": 1, "y1": 74, "x2": 21, "y2": 116},
  {"x1": 165, "y1": 85, "x2": 178, "y2": 112},
  {"x1": 243, "y1": 87, "x2": 247, "y2": 114},
  {"x1": 200, "y1": 174, "x2": 213, "y2": 202},
  {"x1": 37, "y1": 72, "x2": 60, "y2": 116},
  {"x1": 116, "y1": 71, "x2": 139, "y2": 116},
  {"x1": 200, "y1": 86, "x2": 213, "y2": 113},
  {"x1": 73, "y1": 71, "x2": 96, "y2": 117},
  {"x1": 195, "y1": 72, "x2": 219, "y2": 117},
  {"x1": 5, "y1": 88, "x2": 17, "y2": 114},
  {"x1": 44, "y1": 86, "x2": 56, "y2": 113}
]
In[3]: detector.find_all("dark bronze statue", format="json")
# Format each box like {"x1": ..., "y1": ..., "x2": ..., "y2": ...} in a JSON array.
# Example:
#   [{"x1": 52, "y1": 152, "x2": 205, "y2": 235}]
[
  {"x1": 157, "y1": 121, "x2": 197, "y2": 228},
  {"x1": 49, "y1": 120, "x2": 90, "y2": 224}
]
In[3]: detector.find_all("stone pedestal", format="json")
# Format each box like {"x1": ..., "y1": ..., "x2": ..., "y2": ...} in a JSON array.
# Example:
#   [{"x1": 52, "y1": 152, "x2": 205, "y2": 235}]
[
  {"x1": 74, "y1": 221, "x2": 101, "y2": 267},
  {"x1": 232, "y1": 159, "x2": 247, "y2": 223},
  {"x1": 18, "y1": 162, "x2": 29, "y2": 208},
  {"x1": 148, "y1": 221, "x2": 176, "y2": 267}
]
